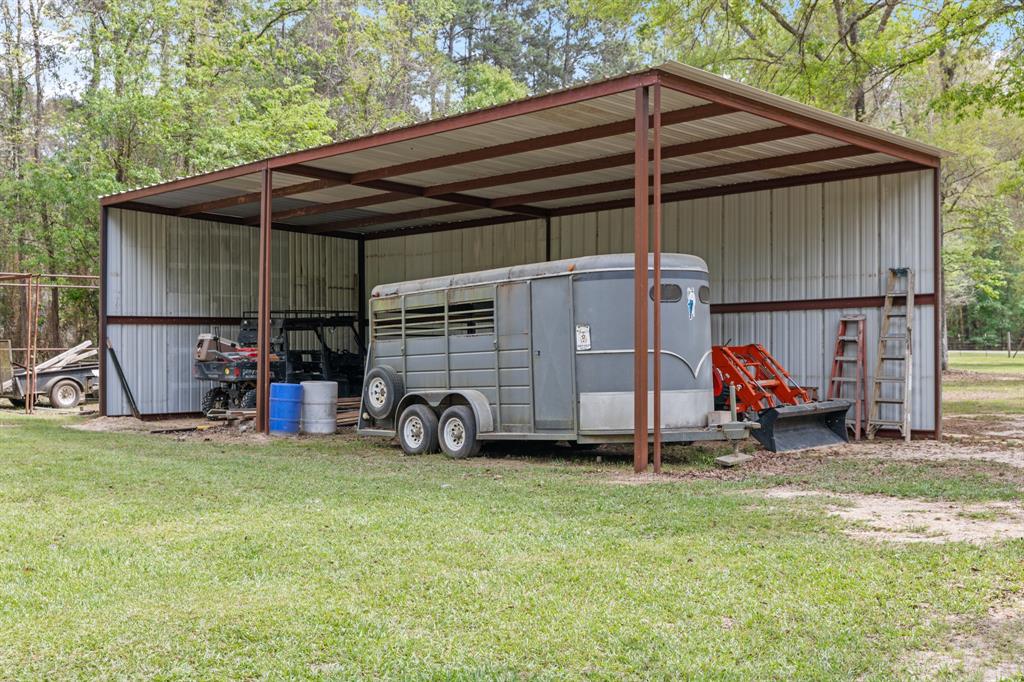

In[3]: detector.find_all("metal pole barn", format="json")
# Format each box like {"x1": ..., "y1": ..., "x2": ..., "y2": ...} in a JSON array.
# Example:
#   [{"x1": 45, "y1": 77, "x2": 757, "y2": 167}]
[{"x1": 633, "y1": 86, "x2": 650, "y2": 473}]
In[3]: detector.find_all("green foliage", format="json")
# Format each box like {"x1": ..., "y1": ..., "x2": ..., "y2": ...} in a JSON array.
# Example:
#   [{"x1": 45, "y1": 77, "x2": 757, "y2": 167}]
[
  {"x1": 458, "y1": 63, "x2": 529, "y2": 112},
  {"x1": 1, "y1": 0, "x2": 1023, "y2": 349}
]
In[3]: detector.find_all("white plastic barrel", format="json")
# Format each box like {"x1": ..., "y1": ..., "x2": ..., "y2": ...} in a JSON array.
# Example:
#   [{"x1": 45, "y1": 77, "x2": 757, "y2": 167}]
[{"x1": 300, "y1": 381, "x2": 338, "y2": 434}]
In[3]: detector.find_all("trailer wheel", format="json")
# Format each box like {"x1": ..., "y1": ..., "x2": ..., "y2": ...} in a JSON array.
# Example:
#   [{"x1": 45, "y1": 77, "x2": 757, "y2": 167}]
[
  {"x1": 240, "y1": 388, "x2": 257, "y2": 410},
  {"x1": 363, "y1": 366, "x2": 403, "y2": 419},
  {"x1": 397, "y1": 404, "x2": 439, "y2": 455},
  {"x1": 49, "y1": 380, "x2": 82, "y2": 409},
  {"x1": 438, "y1": 405, "x2": 481, "y2": 459},
  {"x1": 201, "y1": 388, "x2": 229, "y2": 418}
]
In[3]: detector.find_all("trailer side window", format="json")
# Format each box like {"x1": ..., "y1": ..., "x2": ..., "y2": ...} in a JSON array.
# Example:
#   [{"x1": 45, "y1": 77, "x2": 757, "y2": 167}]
[
  {"x1": 371, "y1": 307, "x2": 403, "y2": 340},
  {"x1": 403, "y1": 304, "x2": 446, "y2": 337},
  {"x1": 448, "y1": 299, "x2": 494, "y2": 336},
  {"x1": 650, "y1": 283, "x2": 683, "y2": 302},
  {"x1": 698, "y1": 285, "x2": 710, "y2": 303}
]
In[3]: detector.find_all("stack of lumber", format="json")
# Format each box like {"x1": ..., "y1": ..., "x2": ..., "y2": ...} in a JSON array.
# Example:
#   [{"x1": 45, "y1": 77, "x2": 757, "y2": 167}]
[
  {"x1": 207, "y1": 396, "x2": 363, "y2": 428},
  {"x1": 336, "y1": 396, "x2": 361, "y2": 427},
  {"x1": 2, "y1": 340, "x2": 96, "y2": 392}
]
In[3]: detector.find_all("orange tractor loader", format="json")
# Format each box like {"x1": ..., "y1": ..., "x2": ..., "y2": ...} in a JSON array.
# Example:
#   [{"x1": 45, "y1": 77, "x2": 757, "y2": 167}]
[{"x1": 712, "y1": 344, "x2": 851, "y2": 452}]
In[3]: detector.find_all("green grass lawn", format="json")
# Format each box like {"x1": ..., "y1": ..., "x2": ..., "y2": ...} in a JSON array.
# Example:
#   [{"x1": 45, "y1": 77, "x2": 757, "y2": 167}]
[
  {"x1": 947, "y1": 350, "x2": 1024, "y2": 375},
  {"x1": 1, "y1": 415, "x2": 1022, "y2": 679},
  {"x1": 945, "y1": 351, "x2": 1024, "y2": 415}
]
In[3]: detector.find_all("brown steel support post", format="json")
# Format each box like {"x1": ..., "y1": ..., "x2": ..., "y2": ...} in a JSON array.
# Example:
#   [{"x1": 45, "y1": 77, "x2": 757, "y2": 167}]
[
  {"x1": 357, "y1": 238, "x2": 367, "y2": 346},
  {"x1": 545, "y1": 215, "x2": 552, "y2": 261},
  {"x1": 23, "y1": 276, "x2": 34, "y2": 414},
  {"x1": 256, "y1": 166, "x2": 273, "y2": 434},
  {"x1": 933, "y1": 166, "x2": 943, "y2": 440},
  {"x1": 99, "y1": 206, "x2": 108, "y2": 416},
  {"x1": 652, "y1": 83, "x2": 663, "y2": 474},
  {"x1": 633, "y1": 86, "x2": 650, "y2": 473}
]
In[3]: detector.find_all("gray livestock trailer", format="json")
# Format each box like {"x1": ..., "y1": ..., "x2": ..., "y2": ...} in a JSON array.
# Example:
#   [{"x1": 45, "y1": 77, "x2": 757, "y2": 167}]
[{"x1": 357, "y1": 253, "x2": 750, "y2": 457}]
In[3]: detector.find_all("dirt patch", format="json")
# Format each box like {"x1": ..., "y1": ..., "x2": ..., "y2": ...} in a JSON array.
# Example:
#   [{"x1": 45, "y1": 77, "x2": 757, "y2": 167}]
[
  {"x1": 908, "y1": 592, "x2": 1024, "y2": 680},
  {"x1": 945, "y1": 414, "x2": 1024, "y2": 441},
  {"x1": 760, "y1": 487, "x2": 1024, "y2": 544},
  {"x1": 945, "y1": 369, "x2": 1024, "y2": 383},
  {"x1": 66, "y1": 415, "x2": 202, "y2": 433}
]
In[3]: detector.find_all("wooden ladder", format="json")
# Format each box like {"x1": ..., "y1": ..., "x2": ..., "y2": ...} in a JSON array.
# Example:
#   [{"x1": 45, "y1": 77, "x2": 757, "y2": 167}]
[
  {"x1": 828, "y1": 315, "x2": 867, "y2": 440},
  {"x1": 867, "y1": 267, "x2": 914, "y2": 441}
]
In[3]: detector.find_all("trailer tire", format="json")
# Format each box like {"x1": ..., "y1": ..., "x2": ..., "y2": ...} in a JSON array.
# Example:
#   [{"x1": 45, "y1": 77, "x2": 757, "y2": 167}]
[
  {"x1": 438, "y1": 405, "x2": 480, "y2": 459},
  {"x1": 397, "y1": 404, "x2": 439, "y2": 455},
  {"x1": 49, "y1": 380, "x2": 82, "y2": 409},
  {"x1": 240, "y1": 388, "x2": 257, "y2": 410},
  {"x1": 201, "y1": 388, "x2": 229, "y2": 418},
  {"x1": 363, "y1": 366, "x2": 403, "y2": 419}
]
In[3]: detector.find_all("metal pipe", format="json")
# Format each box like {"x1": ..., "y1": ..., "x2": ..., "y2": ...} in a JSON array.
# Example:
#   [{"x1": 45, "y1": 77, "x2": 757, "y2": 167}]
[
  {"x1": 633, "y1": 85, "x2": 650, "y2": 474},
  {"x1": 0, "y1": 282, "x2": 99, "y2": 290},
  {"x1": 256, "y1": 165, "x2": 273, "y2": 434},
  {"x1": 0, "y1": 272, "x2": 98, "y2": 280},
  {"x1": 99, "y1": 206, "x2": 108, "y2": 416},
  {"x1": 933, "y1": 166, "x2": 943, "y2": 440},
  {"x1": 652, "y1": 82, "x2": 663, "y2": 474}
]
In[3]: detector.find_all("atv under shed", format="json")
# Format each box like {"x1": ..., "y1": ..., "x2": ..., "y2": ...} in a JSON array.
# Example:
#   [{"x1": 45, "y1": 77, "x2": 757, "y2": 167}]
[{"x1": 98, "y1": 61, "x2": 945, "y2": 469}]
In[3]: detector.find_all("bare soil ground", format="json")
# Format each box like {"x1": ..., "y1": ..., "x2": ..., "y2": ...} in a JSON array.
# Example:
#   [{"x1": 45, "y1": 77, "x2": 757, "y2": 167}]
[{"x1": 759, "y1": 488, "x2": 1024, "y2": 544}]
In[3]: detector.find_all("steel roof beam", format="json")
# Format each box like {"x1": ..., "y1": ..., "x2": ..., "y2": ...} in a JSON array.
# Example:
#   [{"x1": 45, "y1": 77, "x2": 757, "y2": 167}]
[
  {"x1": 305, "y1": 204, "x2": 492, "y2": 234},
  {"x1": 174, "y1": 164, "x2": 548, "y2": 222},
  {"x1": 345, "y1": 103, "x2": 733, "y2": 184},
  {"x1": 658, "y1": 71, "x2": 941, "y2": 168},
  {"x1": 316, "y1": 145, "x2": 870, "y2": 235},
  {"x1": 250, "y1": 125, "x2": 803, "y2": 225},
  {"x1": 492, "y1": 145, "x2": 871, "y2": 207},
  {"x1": 424, "y1": 125, "x2": 805, "y2": 197},
  {"x1": 139, "y1": 104, "x2": 733, "y2": 221},
  {"x1": 362, "y1": 160, "x2": 922, "y2": 240},
  {"x1": 101, "y1": 70, "x2": 660, "y2": 207}
]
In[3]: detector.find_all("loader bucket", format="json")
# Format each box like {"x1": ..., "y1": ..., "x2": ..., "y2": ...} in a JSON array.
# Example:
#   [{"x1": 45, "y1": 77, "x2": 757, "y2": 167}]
[{"x1": 751, "y1": 400, "x2": 851, "y2": 452}]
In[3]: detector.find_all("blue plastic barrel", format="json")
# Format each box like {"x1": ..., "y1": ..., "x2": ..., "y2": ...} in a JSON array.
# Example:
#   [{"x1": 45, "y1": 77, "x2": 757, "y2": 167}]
[{"x1": 269, "y1": 383, "x2": 303, "y2": 435}]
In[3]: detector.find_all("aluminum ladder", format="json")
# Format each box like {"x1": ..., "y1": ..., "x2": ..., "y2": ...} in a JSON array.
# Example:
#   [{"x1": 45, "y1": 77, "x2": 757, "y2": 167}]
[
  {"x1": 867, "y1": 267, "x2": 914, "y2": 441},
  {"x1": 828, "y1": 315, "x2": 866, "y2": 440}
]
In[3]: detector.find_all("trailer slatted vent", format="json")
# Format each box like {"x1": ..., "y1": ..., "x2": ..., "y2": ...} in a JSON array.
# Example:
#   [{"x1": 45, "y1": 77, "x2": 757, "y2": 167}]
[
  {"x1": 372, "y1": 308, "x2": 403, "y2": 340},
  {"x1": 371, "y1": 294, "x2": 496, "y2": 340},
  {"x1": 448, "y1": 300, "x2": 494, "y2": 336},
  {"x1": 403, "y1": 305, "x2": 446, "y2": 337}
]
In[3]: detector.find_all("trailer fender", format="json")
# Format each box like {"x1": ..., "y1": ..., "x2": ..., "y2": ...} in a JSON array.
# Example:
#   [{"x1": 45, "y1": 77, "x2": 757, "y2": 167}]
[{"x1": 396, "y1": 390, "x2": 494, "y2": 433}]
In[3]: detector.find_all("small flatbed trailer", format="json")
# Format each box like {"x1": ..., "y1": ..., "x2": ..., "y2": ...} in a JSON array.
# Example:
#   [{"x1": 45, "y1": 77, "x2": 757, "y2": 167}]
[
  {"x1": 1, "y1": 340, "x2": 99, "y2": 409},
  {"x1": 3, "y1": 363, "x2": 99, "y2": 409}
]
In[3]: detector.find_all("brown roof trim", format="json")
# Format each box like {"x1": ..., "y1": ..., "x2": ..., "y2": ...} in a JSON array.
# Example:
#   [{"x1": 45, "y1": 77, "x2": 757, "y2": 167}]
[
  {"x1": 712, "y1": 293, "x2": 936, "y2": 314},
  {"x1": 268, "y1": 71, "x2": 660, "y2": 170},
  {"x1": 111, "y1": 203, "x2": 363, "y2": 240},
  {"x1": 548, "y1": 160, "x2": 923, "y2": 216},
  {"x1": 100, "y1": 71, "x2": 660, "y2": 207},
  {"x1": 100, "y1": 161, "x2": 268, "y2": 206},
  {"x1": 356, "y1": 213, "x2": 533, "y2": 240},
  {"x1": 657, "y1": 71, "x2": 941, "y2": 168}
]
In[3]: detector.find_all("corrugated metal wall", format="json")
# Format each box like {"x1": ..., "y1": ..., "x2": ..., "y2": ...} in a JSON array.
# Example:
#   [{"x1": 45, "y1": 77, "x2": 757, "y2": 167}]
[
  {"x1": 107, "y1": 170, "x2": 937, "y2": 429},
  {"x1": 365, "y1": 219, "x2": 546, "y2": 292},
  {"x1": 366, "y1": 170, "x2": 938, "y2": 430},
  {"x1": 106, "y1": 209, "x2": 358, "y2": 416}
]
